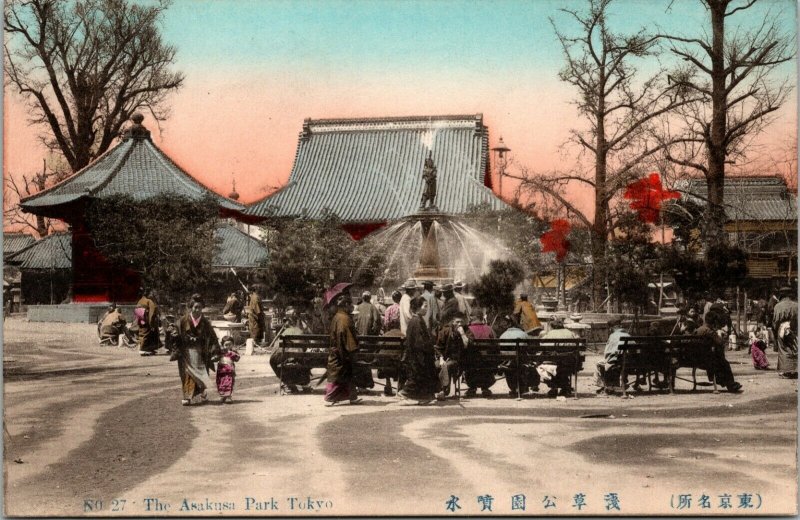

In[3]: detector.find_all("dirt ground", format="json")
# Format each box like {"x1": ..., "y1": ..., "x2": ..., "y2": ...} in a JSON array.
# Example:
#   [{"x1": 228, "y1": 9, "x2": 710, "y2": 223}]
[{"x1": 2, "y1": 317, "x2": 797, "y2": 517}]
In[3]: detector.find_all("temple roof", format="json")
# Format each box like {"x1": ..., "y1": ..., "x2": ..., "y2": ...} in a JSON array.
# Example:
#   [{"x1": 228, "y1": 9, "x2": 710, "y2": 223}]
[
  {"x1": 7, "y1": 225, "x2": 267, "y2": 270},
  {"x1": 19, "y1": 115, "x2": 243, "y2": 219},
  {"x1": 6, "y1": 233, "x2": 72, "y2": 270},
  {"x1": 213, "y1": 224, "x2": 269, "y2": 268},
  {"x1": 245, "y1": 114, "x2": 510, "y2": 222},
  {"x1": 675, "y1": 176, "x2": 797, "y2": 222},
  {"x1": 3, "y1": 233, "x2": 36, "y2": 260}
]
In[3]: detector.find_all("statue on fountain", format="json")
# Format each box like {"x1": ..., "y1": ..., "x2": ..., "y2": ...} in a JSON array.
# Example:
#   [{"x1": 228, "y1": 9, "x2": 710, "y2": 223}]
[{"x1": 420, "y1": 152, "x2": 438, "y2": 211}]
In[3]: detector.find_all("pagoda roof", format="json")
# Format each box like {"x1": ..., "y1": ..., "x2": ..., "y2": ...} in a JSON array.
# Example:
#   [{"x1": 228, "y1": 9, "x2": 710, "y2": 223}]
[
  {"x1": 19, "y1": 115, "x2": 243, "y2": 219},
  {"x1": 675, "y1": 176, "x2": 796, "y2": 222},
  {"x1": 213, "y1": 224, "x2": 269, "y2": 268},
  {"x1": 3, "y1": 233, "x2": 36, "y2": 260},
  {"x1": 6, "y1": 233, "x2": 72, "y2": 270},
  {"x1": 245, "y1": 114, "x2": 510, "y2": 222}
]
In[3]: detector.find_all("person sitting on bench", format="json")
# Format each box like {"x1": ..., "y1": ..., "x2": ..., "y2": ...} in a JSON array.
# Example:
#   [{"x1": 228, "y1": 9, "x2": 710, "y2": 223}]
[
  {"x1": 463, "y1": 309, "x2": 497, "y2": 398},
  {"x1": 498, "y1": 314, "x2": 539, "y2": 398},
  {"x1": 539, "y1": 316, "x2": 577, "y2": 397},
  {"x1": 696, "y1": 313, "x2": 743, "y2": 393},
  {"x1": 594, "y1": 317, "x2": 629, "y2": 394},
  {"x1": 269, "y1": 315, "x2": 313, "y2": 394}
]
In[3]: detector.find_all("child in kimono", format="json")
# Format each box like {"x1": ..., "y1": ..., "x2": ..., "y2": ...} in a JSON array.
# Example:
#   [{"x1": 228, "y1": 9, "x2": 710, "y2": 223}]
[
  {"x1": 750, "y1": 333, "x2": 769, "y2": 370},
  {"x1": 216, "y1": 336, "x2": 240, "y2": 403}
]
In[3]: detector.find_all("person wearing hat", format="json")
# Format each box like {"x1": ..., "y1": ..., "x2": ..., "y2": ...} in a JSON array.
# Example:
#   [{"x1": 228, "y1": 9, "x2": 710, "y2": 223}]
[
  {"x1": 772, "y1": 286, "x2": 797, "y2": 379},
  {"x1": 539, "y1": 316, "x2": 578, "y2": 397},
  {"x1": 453, "y1": 280, "x2": 472, "y2": 318},
  {"x1": 420, "y1": 281, "x2": 440, "y2": 330},
  {"x1": 594, "y1": 317, "x2": 629, "y2": 394},
  {"x1": 355, "y1": 291, "x2": 382, "y2": 336},
  {"x1": 324, "y1": 292, "x2": 363, "y2": 406},
  {"x1": 399, "y1": 279, "x2": 418, "y2": 337},
  {"x1": 439, "y1": 283, "x2": 460, "y2": 324},
  {"x1": 513, "y1": 294, "x2": 542, "y2": 334},
  {"x1": 462, "y1": 309, "x2": 496, "y2": 397}
]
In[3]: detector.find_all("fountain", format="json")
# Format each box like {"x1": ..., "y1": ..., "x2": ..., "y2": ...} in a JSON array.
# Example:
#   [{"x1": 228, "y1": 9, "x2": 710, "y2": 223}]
[{"x1": 353, "y1": 154, "x2": 514, "y2": 288}]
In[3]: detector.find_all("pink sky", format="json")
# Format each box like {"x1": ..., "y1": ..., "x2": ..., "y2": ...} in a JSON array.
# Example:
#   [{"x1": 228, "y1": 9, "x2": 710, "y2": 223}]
[{"x1": 4, "y1": 64, "x2": 796, "y2": 232}]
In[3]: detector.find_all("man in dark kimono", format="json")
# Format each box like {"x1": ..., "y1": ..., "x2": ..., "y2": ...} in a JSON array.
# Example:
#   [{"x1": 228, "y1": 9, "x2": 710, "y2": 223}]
[
  {"x1": 772, "y1": 287, "x2": 797, "y2": 379},
  {"x1": 135, "y1": 288, "x2": 160, "y2": 356},
  {"x1": 355, "y1": 291, "x2": 382, "y2": 336},
  {"x1": 324, "y1": 293, "x2": 363, "y2": 406},
  {"x1": 399, "y1": 296, "x2": 439, "y2": 404},
  {"x1": 696, "y1": 315, "x2": 742, "y2": 392}
]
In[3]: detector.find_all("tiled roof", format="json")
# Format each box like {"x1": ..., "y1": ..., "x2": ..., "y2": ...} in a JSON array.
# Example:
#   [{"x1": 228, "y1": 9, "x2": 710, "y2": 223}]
[
  {"x1": 213, "y1": 224, "x2": 269, "y2": 268},
  {"x1": 675, "y1": 176, "x2": 797, "y2": 222},
  {"x1": 245, "y1": 114, "x2": 510, "y2": 222},
  {"x1": 3, "y1": 233, "x2": 36, "y2": 258},
  {"x1": 6, "y1": 233, "x2": 72, "y2": 269},
  {"x1": 19, "y1": 120, "x2": 243, "y2": 216},
  {"x1": 7, "y1": 225, "x2": 268, "y2": 270}
]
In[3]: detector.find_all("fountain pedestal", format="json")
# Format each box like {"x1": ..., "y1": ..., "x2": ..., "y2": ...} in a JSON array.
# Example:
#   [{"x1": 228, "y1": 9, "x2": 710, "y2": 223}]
[{"x1": 411, "y1": 210, "x2": 450, "y2": 283}]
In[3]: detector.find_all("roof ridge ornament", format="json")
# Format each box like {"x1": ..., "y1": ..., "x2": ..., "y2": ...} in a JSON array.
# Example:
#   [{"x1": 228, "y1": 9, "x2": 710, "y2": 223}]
[{"x1": 122, "y1": 112, "x2": 151, "y2": 141}]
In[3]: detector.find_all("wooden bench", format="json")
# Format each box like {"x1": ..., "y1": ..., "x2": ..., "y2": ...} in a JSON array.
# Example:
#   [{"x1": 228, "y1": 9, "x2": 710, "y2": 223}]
[
  {"x1": 468, "y1": 338, "x2": 587, "y2": 398},
  {"x1": 277, "y1": 334, "x2": 404, "y2": 392},
  {"x1": 618, "y1": 335, "x2": 717, "y2": 397}
]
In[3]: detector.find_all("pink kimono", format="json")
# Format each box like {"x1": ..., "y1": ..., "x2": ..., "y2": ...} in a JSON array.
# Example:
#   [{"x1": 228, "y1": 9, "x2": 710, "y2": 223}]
[{"x1": 216, "y1": 349, "x2": 241, "y2": 397}]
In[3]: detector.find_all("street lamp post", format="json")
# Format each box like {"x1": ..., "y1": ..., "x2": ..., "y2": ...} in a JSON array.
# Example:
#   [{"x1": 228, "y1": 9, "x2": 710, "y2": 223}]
[{"x1": 491, "y1": 137, "x2": 511, "y2": 198}]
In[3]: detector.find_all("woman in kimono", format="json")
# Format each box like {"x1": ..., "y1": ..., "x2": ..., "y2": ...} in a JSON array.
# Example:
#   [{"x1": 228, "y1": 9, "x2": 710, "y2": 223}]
[
  {"x1": 172, "y1": 297, "x2": 220, "y2": 405},
  {"x1": 398, "y1": 296, "x2": 439, "y2": 404},
  {"x1": 324, "y1": 293, "x2": 363, "y2": 406}
]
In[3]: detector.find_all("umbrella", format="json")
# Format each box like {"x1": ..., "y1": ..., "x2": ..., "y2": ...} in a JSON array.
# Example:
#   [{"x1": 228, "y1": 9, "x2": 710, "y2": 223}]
[{"x1": 323, "y1": 282, "x2": 353, "y2": 307}]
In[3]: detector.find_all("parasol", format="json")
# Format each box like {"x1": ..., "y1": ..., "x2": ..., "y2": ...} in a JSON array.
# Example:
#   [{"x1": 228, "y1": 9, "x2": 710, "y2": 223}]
[{"x1": 323, "y1": 282, "x2": 353, "y2": 307}]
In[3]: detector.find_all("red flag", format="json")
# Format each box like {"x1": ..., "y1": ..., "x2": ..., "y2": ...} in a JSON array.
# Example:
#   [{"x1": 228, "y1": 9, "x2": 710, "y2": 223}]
[
  {"x1": 623, "y1": 173, "x2": 680, "y2": 224},
  {"x1": 540, "y1": 219, "x2": 571, "y2": 262}
]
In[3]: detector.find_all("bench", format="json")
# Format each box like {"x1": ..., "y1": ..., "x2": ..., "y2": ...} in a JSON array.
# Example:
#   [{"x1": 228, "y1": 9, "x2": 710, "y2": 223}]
[
  {"x1": 468, "y1": 338, "x2": 587, "y2": 398},
  {"x1": 618, "y1": 335, "x2": 717, "y2": 397},
  {"x1": 277, "y1": 334, "x2": 404, "y2": 393}
]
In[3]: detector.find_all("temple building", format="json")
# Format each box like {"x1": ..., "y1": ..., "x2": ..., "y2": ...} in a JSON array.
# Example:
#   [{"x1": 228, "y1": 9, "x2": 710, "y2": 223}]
[
  {"x1": 18, "y1": 114, "x2": 245, "y2": 304},
  {"x1": 245, "y1": 114, "x2": 511, "y2": 239}
]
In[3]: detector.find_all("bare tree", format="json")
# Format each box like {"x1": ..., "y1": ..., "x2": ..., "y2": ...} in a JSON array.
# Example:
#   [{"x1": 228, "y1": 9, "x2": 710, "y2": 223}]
[
  {"x1": 507, "y1": 0, "x2": 693, "y2": 304},
  {"x1": 4, "y1": 157, "x2": 70, "y2": 237},
  {"x1": 4, "y1": 0, "x2": 184, "y2": 173},
  {"x1": 659, "y1": 0, "x2": 794, "y2": 246}
]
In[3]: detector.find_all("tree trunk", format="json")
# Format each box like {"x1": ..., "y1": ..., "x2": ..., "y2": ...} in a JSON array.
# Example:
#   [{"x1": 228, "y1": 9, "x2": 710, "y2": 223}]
[
  {"x1": 705, "y1": 1, "x2": 728, "y2": 248},
  {"x1": 592, "y1": 107, "x2": 609, "y2": 307}
]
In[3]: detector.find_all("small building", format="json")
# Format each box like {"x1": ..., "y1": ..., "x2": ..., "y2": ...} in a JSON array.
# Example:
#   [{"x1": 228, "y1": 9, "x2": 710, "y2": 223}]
[
  {"x1": 677, "y1": 175, "x2": 797, "y2": 293},
  {"x1": 245, "y1": 114, "x2": 510, "y2": 239},
  {"x1": 18, "y1": 114, "x2": 245, "y2": 303},
  {"x1": 5, "y1": 232, "x2": 72, "y2": 305},
  {"x1": 3, "y1": 232, "x2": 37, "y2": 312}
]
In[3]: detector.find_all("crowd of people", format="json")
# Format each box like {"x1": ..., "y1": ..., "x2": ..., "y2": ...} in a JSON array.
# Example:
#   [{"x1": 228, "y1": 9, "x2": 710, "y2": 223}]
[
  {"x1": 272, "y1": 279, "x2": 581, "y2": 406},
  {"x1": 94, "y1": 280, "x2": 797, "y2": 406}
]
